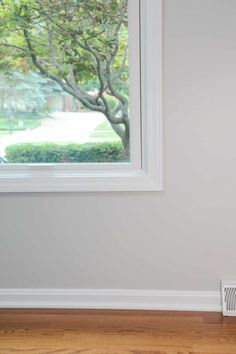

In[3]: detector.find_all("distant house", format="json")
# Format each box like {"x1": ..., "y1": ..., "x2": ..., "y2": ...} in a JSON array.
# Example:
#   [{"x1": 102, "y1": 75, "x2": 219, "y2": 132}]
[{"x1": 46, "y1": 95, "x2": 75, "y2": 112}]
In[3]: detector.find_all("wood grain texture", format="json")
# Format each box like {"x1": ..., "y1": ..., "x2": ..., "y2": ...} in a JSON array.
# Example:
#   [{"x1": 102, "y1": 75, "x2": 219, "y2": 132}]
[{"x1": 0, "y1": 309, "x2": 236, "y2": 354}]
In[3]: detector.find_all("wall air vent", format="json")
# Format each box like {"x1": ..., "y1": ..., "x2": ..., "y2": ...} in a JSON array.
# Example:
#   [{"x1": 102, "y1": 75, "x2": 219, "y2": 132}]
[{"x1": 222, "y1": 281, "x2": 236, "y2": 316}]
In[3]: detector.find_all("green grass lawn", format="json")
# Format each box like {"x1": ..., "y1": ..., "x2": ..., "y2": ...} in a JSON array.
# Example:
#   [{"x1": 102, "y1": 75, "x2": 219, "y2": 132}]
[
  {"x1": 90, "y1": 120, "x2": 119, "y2": 139},
  {"x1": 0, "y1": 118, "x2": 42, "y2": 133}
]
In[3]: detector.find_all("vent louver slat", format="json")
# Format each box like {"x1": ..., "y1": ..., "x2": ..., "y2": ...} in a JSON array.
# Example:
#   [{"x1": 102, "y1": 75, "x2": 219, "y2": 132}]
[{"x1": 222, "y1": 281, "x2": 236, "y2": 316}]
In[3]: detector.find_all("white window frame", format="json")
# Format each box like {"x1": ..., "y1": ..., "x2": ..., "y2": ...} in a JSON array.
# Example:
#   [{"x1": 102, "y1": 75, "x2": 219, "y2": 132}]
[{"x1": 0, "y1": 0, "x2": 163, "y2": 193}]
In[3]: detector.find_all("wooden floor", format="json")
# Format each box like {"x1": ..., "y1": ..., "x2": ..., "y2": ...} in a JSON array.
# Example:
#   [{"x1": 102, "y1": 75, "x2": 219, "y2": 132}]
[{"x1": 0, "y1": 309, "x2": 236, "y2": 354}]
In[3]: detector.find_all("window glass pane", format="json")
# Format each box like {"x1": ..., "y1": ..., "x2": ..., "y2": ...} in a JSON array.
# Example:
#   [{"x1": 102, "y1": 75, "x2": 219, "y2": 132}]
[{"x1": 0, "y1": 0, "x2": 130, "y2": 164}]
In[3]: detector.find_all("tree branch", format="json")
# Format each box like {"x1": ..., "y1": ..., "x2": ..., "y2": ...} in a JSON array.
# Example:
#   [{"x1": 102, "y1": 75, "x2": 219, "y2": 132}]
[
  {"x1": 23, "y1": 28, "x2": 105, "y2": 113},
  {"x1": 0, "y1": 43, "x2": 28, "y2": 52}
]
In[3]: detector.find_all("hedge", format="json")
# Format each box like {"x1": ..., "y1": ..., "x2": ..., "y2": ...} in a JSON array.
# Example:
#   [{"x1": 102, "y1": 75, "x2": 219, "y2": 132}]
[{"x1": 5, "y1": 141, "x2": 128, "y2": 163}]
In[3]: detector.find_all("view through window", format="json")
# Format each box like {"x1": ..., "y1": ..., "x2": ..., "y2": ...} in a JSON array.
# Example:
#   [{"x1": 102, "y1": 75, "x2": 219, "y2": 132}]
[{"x1": 0, "y1": 0, "x2": 131, "y2": 164}]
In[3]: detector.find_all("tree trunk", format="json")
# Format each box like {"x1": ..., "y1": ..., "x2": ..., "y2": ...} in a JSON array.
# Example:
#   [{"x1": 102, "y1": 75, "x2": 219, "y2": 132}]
[
  {"x1": 122, "y1": 120, "x2": 130, "y2": 154},
  {"x1": 110, "y1": 118, "x2": 130, "y2": 156}
]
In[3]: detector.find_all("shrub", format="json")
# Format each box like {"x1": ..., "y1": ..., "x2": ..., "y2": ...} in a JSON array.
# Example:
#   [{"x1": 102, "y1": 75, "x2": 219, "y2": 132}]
[{"x1": 5, "y1": 141, "x2": 128, "y2": 164}]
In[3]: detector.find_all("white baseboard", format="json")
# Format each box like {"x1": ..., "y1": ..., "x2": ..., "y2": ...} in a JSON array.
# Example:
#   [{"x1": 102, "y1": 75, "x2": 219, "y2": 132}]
[{"x1": 0, "y1": 289, "x2": 222, "y2": 312}]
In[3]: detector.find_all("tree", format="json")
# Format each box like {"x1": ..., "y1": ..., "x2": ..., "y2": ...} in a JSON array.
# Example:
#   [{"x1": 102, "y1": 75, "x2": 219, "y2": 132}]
[
  {"x1": 0, "y1": 70, "x2": 64, "y2": 113},
  {"x1": 0, "y1": 0, "x2": 130, "y2": 150},
  {"x1": 0, "y1": 70, "x2": 65, "y2": 134}
]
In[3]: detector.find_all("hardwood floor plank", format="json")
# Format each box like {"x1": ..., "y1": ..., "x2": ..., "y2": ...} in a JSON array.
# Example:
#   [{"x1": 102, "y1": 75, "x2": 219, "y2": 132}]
[{"x1": 0, "y1": 310, "x2": 236, "y2": 354}]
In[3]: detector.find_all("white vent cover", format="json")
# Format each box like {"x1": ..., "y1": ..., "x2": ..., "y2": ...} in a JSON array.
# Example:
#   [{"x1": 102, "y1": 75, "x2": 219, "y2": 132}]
[{"x1": 222, "y1": 281, "x2": 236, "y2": 316}]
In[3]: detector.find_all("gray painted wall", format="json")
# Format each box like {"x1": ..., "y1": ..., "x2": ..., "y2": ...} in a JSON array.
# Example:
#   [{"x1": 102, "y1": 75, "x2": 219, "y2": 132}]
[{"x1": 1, "y1": 0, "x2": 236, "y2": 291}]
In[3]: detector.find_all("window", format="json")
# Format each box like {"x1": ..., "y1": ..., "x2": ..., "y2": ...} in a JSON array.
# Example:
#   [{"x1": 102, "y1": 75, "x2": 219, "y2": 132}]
[{"x1": 0, "y1": 0, "x2": 162, "y2": 192}]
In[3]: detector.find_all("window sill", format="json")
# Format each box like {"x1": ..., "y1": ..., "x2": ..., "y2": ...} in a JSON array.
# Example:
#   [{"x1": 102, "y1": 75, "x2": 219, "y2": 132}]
[{"x1": 0, "y1": 165, "x2": 163, "y2": 192}]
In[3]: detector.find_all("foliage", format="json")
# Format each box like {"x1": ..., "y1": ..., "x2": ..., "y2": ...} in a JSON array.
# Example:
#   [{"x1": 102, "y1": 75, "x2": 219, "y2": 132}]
[
  {"x1": 5, "y1": 141, "x2": 128, "y2": 163},
  {"x1": 0, "y1": 0, "x2": 130, "y2": 148}
]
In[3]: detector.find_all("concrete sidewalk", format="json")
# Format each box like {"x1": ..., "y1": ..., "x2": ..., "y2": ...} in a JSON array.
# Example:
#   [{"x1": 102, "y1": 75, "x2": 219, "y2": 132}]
[{"x1": 0, "y1": 112, "x2": 107, "y2": 156}]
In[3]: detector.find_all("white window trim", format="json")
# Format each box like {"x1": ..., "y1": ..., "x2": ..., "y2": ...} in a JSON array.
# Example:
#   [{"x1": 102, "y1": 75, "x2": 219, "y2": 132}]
[{"x1": 0, "y1": 0, "x2": 163, "y2": 193}]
